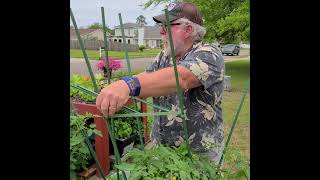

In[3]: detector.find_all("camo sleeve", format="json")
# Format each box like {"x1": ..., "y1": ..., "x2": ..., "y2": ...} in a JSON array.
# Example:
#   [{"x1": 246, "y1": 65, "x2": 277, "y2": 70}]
[
  {"x1": 145, "y1": 51, "x2": 163, "y2": 73},
  {"x1": 179, "y1": 46, "x2": 225, "y2": 89}
]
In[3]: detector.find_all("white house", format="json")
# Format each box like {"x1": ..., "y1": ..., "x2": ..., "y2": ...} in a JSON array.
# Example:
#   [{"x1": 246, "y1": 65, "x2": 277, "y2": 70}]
[
  {"x1": 111, "y1": 23, "x2": 162, "y2": 48},
  {"x1": 143, "y1": 26, "x2": 162, "y2": 48}
]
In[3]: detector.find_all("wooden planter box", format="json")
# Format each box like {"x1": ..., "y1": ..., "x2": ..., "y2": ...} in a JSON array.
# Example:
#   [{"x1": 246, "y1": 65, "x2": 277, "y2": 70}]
[{"x1": 72, "y1": 98, "x2": 149, "y2": 178}]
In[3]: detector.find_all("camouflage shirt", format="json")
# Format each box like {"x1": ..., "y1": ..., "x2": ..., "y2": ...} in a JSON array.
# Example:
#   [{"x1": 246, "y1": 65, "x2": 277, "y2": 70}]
[{"x1": 145, "y1": 42, "x2": 225, "y2": 163}]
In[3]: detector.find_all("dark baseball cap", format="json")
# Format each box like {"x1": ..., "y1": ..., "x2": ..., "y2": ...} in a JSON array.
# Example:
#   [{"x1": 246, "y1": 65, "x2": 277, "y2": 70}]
[{"x1": 153, "y1": 2, "x2": 203, "y2": 26}]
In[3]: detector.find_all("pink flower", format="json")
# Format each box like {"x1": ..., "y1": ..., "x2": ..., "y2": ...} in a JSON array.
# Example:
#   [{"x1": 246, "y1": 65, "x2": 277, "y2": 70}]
[{"x1": 96, "y1": 57, "x2": 122, "y2": 71}]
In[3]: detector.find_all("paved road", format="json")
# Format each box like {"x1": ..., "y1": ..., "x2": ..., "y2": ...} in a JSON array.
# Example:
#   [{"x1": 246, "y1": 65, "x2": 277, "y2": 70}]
[{"x1": 70, "y1": 49, "x2": 249, "y2": 77}]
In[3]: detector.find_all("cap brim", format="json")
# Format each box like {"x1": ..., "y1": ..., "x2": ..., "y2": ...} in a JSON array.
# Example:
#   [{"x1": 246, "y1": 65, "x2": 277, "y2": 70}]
[{"x1": 153, "y1": 13, "x2": 179, "y2": 24}]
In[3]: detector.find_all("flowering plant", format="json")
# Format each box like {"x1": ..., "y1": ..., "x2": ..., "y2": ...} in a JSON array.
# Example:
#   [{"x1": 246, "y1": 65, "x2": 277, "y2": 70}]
[{"x1": 96, "y1": 57, "x2": 121, "y2": 72}]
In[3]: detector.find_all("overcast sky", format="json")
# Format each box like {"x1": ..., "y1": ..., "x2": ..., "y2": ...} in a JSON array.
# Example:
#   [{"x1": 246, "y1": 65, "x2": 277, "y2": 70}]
[{"x1": 70, "y1": 0, "x2": 167, "y2": 29}]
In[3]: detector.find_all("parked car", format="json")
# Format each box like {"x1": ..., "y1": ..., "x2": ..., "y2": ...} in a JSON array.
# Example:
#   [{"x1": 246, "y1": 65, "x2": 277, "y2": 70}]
[{"x1": 222, "y1": 44, "x2": 240, "y2": 56}]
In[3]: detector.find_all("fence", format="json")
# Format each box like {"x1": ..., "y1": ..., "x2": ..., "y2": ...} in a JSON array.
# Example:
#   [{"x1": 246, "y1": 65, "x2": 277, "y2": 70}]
[{"x1": 70, "y1": 39, "x2": 139, "y2": 51}]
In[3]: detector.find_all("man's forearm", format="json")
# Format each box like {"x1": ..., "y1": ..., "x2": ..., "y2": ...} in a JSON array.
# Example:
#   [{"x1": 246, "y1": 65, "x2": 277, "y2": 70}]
[{"x1": 135, "y1": 66, "x2": 200, "y2": 98}]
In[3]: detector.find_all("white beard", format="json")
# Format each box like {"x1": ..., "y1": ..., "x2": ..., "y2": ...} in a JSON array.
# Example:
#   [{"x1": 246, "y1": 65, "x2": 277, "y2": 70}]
[
  {"x1": 163, "y1": 46, "x2": 172, "y2": 57},
  {"x1": 163, "y1": 43, "x2": 180, "y2": 57}
]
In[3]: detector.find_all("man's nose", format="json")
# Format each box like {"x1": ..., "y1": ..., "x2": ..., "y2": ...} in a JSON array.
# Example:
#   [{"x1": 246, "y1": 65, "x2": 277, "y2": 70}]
[{"x1": 160, "y1": 26, "x2": 166, "y2": 35}]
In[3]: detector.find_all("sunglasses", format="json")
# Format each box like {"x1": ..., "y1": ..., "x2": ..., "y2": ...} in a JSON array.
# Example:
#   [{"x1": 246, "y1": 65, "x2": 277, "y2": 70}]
[{"x1": 157, "y1": 23, "x2": 182, "y2": 32}]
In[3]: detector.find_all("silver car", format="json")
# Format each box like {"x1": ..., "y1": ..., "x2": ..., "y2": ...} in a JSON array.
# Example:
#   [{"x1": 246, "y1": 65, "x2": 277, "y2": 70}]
[{"x1": 222, "y1": 44, "x2": 240, "y2": 56}]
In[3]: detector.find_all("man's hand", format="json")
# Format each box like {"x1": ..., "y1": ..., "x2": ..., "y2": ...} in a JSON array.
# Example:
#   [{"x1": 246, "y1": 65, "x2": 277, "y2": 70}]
[{"x1": 96, "y1": 80, "x2": 130, "y2": 117}]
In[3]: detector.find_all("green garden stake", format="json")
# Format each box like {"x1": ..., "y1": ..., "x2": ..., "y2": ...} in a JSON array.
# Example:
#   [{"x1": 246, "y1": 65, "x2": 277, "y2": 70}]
[
  {"x1": 164, "y1": 8, "x2": 192, "y2": 158},
  {"x1": 132, "y1": 97, "x2": 170, "y2": 112},
  {"x1": 70, "y1": 84, "x2": 173, "y2": 117},
  {"x1": 71, "y1": 83, "x2": 169, "y2": 112},
  {"x1": 102, "y1": 8, "x2": 127, "y2": 179},
  {"x1": 71, "y1": 8, "x2": 124, "y2": 179},
  {"x1": 119, "y1": 13, "x2": 144, "y2": 148},
  {"x1": 101, "y1": 7, "x2": 111, "y2": 85},
  {"x1": 70, "y1": 8, "x2": 99, "y2": 92},
  {"x1": 104, "y1": 117, "x2": 127, "y2": 180},
  {"x1": 100, "y1": 6, "x2": 116, "y2": 146},
  {"x1": 217, "y1": 79, "x2": 250, "y2": 171}
]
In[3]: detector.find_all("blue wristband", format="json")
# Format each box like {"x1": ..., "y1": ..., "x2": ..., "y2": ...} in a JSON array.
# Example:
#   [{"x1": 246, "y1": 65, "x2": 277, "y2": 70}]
[{"x1": 121, "y1": 76, "x2": 141, "y2": 96}]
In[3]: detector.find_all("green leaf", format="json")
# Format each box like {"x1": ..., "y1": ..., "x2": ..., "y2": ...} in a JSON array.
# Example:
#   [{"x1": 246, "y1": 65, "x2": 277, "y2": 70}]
[
  {"x1": 70, "y1": 164, "x2": 76, "y2": 170},
  {"x1": 192, "y1": 170, "x2": 200, "y2": 179},
  {"x1": 70, "y1": 113, "x2": 97, "y2": 173},
  {"x1": 70, "y1": 156, "x2": 77, "y2": 163},
  {"x1": 87, "y1": 129, "x2": 93, "y2": 137},
  {"x1": 166, "y1": 164, "x2": 179, "y2": 171},
  {"x1": 89, "y1": 124, "x2": 96, "y2": 128},
  {"x1": 70, "y1": 136, "x2": 84, "y2": 146},
  {"x1": 115, "y1": 163, "x2": 136, "y2": 171},
  {"x1": 70, "y1": 171, "x2": 77, "y2": 180},
  {"x1": 179, "y1": 171, "x2": 192, "y2": 180},
  {"x1": 233, "y1": 169, "x2": 247, "y2": 179},
  {"x1": 93, "y1": 129, "x2": 103, "y2": 137},
  {"x1": 128, "y1": 170, "x2": 143, "y2": 180}
]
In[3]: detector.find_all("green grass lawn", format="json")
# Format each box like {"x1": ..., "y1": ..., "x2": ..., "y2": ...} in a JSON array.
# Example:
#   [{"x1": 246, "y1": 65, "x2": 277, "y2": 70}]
[
  {"x1": 222, "y1": 59, "x2": 250, "y2": 169},
  {"x1": 239, "y1": 48, "x2": 250, "y2": 56},
  {"x1": 70, "y1": 48, "x2": 161, "y2": 60},
  {"x1": 225, "y1": 59, "x2": 250, "y2": 91}
]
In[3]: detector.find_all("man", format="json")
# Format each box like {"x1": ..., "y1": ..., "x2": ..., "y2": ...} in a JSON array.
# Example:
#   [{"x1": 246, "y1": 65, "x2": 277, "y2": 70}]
[{"x1": 96, "y1": 2, "x2": 225, "y2": 163}]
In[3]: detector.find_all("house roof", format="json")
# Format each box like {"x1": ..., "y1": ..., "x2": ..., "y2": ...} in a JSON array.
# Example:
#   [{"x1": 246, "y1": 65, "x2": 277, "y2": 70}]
[
  {"x1": 114, "y1": 22, "x2": 140, "y2": 29},
  {"x1": 144, "y1": 26, "x2": 161, "y2": 39},
  {"x1": 70, "y1": 29, "x2": 98, "y2": 39},
  {"x1": 113, "y1": 23, "x2": 161, "y2": 39}
]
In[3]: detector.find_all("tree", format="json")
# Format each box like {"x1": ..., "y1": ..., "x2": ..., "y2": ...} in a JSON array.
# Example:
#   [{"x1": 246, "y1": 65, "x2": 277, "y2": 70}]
[
  {"x1": 142, "y1": 0, "x2": 249, "y2": 43},
  {"x1": 214, "y1": 0, "x2": 249, "y2": 43},
  {"x1": 142, "y1": 0, "x2": 172, "y2": 9},
  {"x1": 88, "y1": 22, "x2": 102, "y2": 29},
  {"x1": 136, "y1": 15, "x2": 147, "y2": 26},
  {"x1": 87, "y1": 22, "x2": 113, "y2": 34}
]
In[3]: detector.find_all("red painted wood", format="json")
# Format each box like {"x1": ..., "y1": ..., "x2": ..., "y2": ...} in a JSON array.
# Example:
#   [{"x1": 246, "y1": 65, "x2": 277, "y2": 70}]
[
  {"x1": 73, "y1": 102, "x2": 110, "y2": 177},
  {"x1": 141, "y1": 102, "x2": 148, "y2": 143},
  {"x1": 94, "y1": 115, "x2": 110, "y2": 177}
]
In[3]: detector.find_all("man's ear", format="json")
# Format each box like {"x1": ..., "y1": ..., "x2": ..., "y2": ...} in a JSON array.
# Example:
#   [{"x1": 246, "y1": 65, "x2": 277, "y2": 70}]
[{"x1": 186, "y1": 25, "x2": 193, "y2": 37}]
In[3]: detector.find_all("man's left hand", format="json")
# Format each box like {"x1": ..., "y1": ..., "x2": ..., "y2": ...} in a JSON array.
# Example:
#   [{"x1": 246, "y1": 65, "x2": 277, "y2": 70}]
[{"x1": 96, "y1": 80, "x2": 130, "y2": 117}]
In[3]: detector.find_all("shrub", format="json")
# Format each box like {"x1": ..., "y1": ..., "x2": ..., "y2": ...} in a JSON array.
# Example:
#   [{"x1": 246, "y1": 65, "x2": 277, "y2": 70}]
[{"x1": 139, "y1": 45, "x2": 146, "y2": 52}]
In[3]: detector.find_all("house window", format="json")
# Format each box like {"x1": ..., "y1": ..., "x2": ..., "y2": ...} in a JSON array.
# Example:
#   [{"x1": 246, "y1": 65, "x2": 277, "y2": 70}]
[
  {"x1": 114, "y1": 39, "x2": 117, "y2": 42},
  {"x1": 119, "y1": 39, "x2": 122, "y2": 43},
  {"x1": 128, "y1": 39, "x2": 130, "y2": 44}
]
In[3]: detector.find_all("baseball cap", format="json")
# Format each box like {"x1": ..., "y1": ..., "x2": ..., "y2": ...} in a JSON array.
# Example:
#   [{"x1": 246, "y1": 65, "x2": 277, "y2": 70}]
[{"x1": 153, "y1": 2, "x2": 203, "y2": 26}]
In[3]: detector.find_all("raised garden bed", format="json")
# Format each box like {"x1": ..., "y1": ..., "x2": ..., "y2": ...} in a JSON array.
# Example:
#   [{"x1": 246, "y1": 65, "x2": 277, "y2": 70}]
[{"x1": 72, "y1": 97, "x2": 149, "y2": 179}]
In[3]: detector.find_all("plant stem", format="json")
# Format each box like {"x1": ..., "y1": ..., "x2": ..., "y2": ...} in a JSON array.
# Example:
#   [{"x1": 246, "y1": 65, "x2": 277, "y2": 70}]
[{"x1": 164, "y1": 8, "x2": 192, "y2": 158}]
